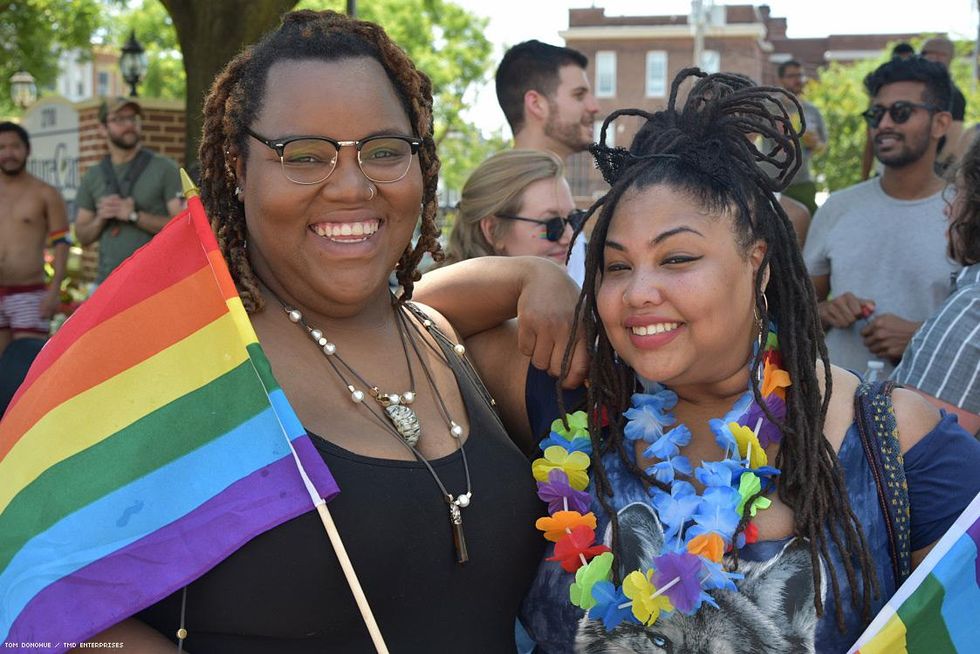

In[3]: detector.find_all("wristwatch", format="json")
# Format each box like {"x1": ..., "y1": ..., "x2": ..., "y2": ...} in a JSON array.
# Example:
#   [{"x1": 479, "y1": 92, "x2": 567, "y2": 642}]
[{"x1": 127, "y1": 210, "x2": 139, "y2": 224}]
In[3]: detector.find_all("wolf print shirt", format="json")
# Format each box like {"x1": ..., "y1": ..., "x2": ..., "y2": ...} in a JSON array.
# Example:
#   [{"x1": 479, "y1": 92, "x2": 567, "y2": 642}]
[{"x1": 520, "y1": 373, "x2": 980, "y2": 653}]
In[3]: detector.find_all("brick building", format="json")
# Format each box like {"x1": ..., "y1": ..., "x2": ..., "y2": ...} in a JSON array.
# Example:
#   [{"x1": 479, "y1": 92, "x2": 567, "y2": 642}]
[{"x1": 562, "y1": 4, "x2": 927, "y2": 200}]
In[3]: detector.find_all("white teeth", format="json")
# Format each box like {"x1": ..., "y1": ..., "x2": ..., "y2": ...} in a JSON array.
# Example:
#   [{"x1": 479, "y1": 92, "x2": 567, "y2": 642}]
[
  {"x1": 311, "y1": 220, "x2": 380, "y2": 240},
  {"x1": 630, "y1": 322, "x2": 679, "y2": 336}
]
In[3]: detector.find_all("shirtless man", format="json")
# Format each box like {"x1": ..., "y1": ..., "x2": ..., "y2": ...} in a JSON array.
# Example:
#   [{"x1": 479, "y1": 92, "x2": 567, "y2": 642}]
[{"x1": 0, "y1": 122, "x2": 69, "y2": 355}]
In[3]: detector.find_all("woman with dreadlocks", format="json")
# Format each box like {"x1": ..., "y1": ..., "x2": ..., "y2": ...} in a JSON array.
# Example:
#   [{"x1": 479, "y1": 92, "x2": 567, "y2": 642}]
[
  {"x1": 75, "y1": 10, "x2": 585, "y2": 653},
  {"x1": 501, "y1": 69, "x2": 980, "y2": 653}
]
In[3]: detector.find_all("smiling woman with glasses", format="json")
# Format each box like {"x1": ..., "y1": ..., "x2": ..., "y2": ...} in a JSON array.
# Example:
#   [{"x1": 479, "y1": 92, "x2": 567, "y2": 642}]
[{"x1": 439, "y1": 149, "x2": 581, "y2": 268}]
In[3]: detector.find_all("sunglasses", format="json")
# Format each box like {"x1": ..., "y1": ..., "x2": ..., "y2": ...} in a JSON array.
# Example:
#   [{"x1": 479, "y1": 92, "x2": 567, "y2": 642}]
[
  {"x1": 496, "y1": 210, "x2": 588, "y2": 242},
  {"x1": 861, "y1": 101, "x2": 941, "y2": 128}
]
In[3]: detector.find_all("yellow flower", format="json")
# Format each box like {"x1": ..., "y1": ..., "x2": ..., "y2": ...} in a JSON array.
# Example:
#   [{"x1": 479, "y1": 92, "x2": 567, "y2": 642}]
[
  {"x1": 622, "y1": 569, "x2": 675, "y2": 626},
  {"x1": 532, "y1": 445, "x2": 591, "y2": 490},
  {"x1": 729, "y1": 422, "x2": 768, "y2": 468}
]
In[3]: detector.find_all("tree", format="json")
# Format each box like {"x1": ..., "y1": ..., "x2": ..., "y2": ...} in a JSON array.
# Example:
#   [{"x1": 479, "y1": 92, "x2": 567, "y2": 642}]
[
  {"x1": 0, "y1": 0, "x2": 102, "y2": 117},
  {"x1": 158, "y1": 0, "x2": 299, "y2": 165}
]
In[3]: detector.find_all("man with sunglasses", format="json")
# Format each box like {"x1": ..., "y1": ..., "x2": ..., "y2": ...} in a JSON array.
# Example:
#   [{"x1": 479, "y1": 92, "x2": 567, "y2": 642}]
[
  {"x1": 804, "y1": 57, "x2": 959, "y2": 376},
  {"x1": 75, "y1": 98, "x2": 182, "y2": 283}
]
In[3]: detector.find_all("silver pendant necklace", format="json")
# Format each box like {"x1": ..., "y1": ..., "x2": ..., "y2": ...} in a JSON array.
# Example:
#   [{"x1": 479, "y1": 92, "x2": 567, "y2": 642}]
[{"x1": 276, "y1": 295, "x2": 472, "y2": 563}]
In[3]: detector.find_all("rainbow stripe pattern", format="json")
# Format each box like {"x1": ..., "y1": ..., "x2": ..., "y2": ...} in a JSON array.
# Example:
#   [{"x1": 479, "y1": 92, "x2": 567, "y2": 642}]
[
  {"x1": 850, "y1": 491, "x2": 980, "y2": 653},
  {"x1": 0, "y1": 196, "x2": 339, "y2": 651}
]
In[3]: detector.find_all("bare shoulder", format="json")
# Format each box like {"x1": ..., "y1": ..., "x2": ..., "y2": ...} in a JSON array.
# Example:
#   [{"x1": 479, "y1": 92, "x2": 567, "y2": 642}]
[
  {"x1": 817, "y1": 361, "x2": 861, "y2": 451},
  {"x1": 408, "y1": 301, "x2": 463, "y2": 343},
  {"x1": 890, "y1": 387, "x2": 943, "y2": 454}
]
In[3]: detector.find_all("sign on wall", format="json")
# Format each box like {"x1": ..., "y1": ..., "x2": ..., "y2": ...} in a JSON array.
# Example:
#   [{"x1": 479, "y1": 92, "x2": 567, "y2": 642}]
[{"x1": 22, "y1": 97, "x2": 81, "y2": 203}]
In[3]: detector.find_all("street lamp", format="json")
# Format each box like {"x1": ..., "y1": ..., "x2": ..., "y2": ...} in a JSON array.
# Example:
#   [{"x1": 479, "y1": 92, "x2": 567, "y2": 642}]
[
  {"x1": 10, "y1": 71, "x2": 37, "y2": 109},
  {"x1": 119, "y1": 31, "x2": 147, "y2": 98}
]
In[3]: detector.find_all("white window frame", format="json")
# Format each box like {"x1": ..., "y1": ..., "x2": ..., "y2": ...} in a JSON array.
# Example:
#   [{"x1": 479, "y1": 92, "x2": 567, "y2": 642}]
[
  {"x1": 594, "y1": 119, "x2": 614, "y2": 148},
  {"x1": 646, "y1": 51, "x2": 668, "y2": 98},
  {"x1": 595, "y1": 51, "x2": 617, "y2": 98}
]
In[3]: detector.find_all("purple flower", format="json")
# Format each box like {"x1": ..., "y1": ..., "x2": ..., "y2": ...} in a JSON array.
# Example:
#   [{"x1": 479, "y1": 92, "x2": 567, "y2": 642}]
[
  {"x1": 537, "y1": 468, "x2": 591, "y2": 514},
  {"x1": 589, "y1": 580, "x2": 635, "y2": 631},
  {"x1": 652, "y1": 552, "x2": 704, "y2": 614},
  {"x1": 742, "y1": 394, "x2": 786, "y2": 448}
]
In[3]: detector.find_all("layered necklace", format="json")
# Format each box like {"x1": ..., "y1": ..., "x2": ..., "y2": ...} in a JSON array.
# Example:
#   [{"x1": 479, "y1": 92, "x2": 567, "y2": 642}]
[
  {"x1": 278, "y1": 294, "x2": 473, "y2": 563},
  {"x1": 530, "y1": 331, "x2": 790, "y2": 630}
]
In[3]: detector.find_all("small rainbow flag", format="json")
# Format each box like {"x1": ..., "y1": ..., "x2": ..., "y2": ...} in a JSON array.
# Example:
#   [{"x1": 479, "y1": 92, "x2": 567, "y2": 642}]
[
  {"x1": 0, "y1": 191, "x2": 339, "y2": 650},
  {"x1": 849, "y1": 491, "x2": 980, "y2": 654}
]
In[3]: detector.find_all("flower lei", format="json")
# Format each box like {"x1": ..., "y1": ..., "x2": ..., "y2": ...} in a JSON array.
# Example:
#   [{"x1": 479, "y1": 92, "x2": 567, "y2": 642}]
[{"x1": 531, "y1": 331, "x2": 791, "y2": 631}]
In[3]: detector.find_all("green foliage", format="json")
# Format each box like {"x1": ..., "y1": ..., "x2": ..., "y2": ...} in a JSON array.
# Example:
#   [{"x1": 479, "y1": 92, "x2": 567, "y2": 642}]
[
  {"x1": 297, "y1": 0, "x2": 500, "y2": 194},
  {"x1": 0, "y1": 0, "x2": 103, "y2": 116}
]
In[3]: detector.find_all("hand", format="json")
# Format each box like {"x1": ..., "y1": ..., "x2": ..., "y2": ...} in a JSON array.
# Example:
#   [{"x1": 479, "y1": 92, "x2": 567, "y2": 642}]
[
  {"x1": 515, "y1": 261, "x2": 589, "y2": 388},
  {"x1": 96, "y1": 194, "x2": 124, "y2": 221},
  {"x1": 861, "y1": 313, "x2": 921, "y2": 362},
  {"x1": 818, "y1": 293, "x2": 874, "y2": 329},
  {"x1": 39, "y1": 287, "x2": 61, "y2": 319}
]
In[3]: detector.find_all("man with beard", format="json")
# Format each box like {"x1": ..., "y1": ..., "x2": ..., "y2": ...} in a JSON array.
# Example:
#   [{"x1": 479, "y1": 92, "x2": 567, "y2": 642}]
[
  {"x1": 495, "y1": 40, "x2": 599, "y2": 160},
  {"x1": 75, "y1": 98, "x2": 181, "y2": 283},
  {"x1": 0, "y1": 122, "x2": 69, "y2": 355},
  {"x1": 495, "y1": 41, "x2": 599, "y2": 286},
  {"x1": 803, "y1": 57, "x2": 959, "y2": 375}
]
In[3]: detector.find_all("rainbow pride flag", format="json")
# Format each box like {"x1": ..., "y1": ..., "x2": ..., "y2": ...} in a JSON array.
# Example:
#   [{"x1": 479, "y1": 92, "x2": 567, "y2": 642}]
[
  {"x1": 849, "y1": 491, "x2": 980, "y2": 653},
  {"x1": 0, "y1": 193, "x2": 339, "y2": 651}
]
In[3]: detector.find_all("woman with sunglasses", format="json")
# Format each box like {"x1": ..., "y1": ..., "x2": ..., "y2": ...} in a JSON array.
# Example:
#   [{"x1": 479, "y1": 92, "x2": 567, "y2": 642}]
[{"x1": 439, "y1": 149, "x2": 584, "y2": 268}]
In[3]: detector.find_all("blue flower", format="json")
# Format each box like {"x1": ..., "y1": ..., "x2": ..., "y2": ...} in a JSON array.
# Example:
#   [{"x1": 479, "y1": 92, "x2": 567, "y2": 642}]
[
  {"x1": 699, "y1": 558, "x2": 743, "y2": 593},
  {"x1": 694, "y1": 459, "x2": 741, "y2": 488},
  {"x1": 646, "y1": 454, "x2": 693, "y2": 485},
  {"x1": 687, "y1": 486, "x2": 740, "y2": 544},
  {"x1": 709, "y1": 418, "x2": 737, "y2": 455},
  {"x1": 623, "y1": 391, "x2": 676, "y2": 442},
  {"x1": 539, "y1": 431, "x2": 592, "y2": 455},
  {"x1": 643, "y1": 424, "x2": 692, "y2": 460},
  {"x1": 651, "y1": 481, "x2": 700, "y2": 542},
  {"x1": 588, "y1": 580, "x2": 635, "y2": 631}
]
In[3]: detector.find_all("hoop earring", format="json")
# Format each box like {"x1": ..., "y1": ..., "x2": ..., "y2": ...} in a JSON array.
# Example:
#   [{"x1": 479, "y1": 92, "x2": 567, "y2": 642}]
[{"x1": 367, "y1": 184, "x2": 376, "y2": 201}]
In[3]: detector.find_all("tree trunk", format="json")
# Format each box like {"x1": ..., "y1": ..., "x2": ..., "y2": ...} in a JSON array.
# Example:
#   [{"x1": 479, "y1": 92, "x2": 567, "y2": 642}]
[{"x1": 160, "y1": 0, "x2": 299, "y2": 167}]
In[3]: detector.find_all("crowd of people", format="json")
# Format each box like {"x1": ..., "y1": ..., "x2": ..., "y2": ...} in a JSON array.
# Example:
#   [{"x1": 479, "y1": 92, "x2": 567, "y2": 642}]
[{"x1": 1, "y1": 9, "x2": 979, "y2": 654}]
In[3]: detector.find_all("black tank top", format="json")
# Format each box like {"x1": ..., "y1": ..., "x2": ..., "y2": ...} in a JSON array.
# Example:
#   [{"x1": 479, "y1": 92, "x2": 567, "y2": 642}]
[{"x1": 139, "y1": 315, "x2": 543, "y2": 653}]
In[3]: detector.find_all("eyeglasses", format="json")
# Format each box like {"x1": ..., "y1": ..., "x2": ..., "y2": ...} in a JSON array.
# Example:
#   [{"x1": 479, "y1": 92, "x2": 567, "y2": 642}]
[
  {"x1": 108, "y1": 114, "x2": 141, "y2": 126},
  {"x1": 861, "y1": 101, "x2": 941, "y2": 128},
  {"x1": 245, "y1": 128, "x2": 421, "y2": 185},
  {"x1": 496, "y1": 210, "x2": 588, "y2": 242}
]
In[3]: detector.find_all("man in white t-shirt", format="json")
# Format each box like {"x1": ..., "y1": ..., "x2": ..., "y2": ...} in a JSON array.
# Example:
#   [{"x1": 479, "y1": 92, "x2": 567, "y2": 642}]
[{"x1": 804, "y1": 57, "x2": 959, "y2": 374}]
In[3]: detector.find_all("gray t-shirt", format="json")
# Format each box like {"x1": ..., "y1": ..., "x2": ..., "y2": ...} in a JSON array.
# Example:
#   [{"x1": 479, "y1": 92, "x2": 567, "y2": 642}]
[
  {"x1": 803, "y1": 177, "x2": 960, "y2": 374},
  {"x1": 759, "y1": 100, "x2": 826, "y2": 186}
]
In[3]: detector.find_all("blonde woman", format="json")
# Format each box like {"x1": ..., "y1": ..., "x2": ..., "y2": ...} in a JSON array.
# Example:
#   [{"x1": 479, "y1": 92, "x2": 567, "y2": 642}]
[{"x1": 441, "y1": 149, "x2": 583, "y2": 267}]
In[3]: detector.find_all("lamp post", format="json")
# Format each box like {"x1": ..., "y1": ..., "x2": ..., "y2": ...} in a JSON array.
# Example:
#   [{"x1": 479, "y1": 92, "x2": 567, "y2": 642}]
[
  {"x1": 119, "y1": 31, "x2": 148, "y2": 98},
  {"x1": 10, "y1": 71, "x2": 37, "y2": 109}
]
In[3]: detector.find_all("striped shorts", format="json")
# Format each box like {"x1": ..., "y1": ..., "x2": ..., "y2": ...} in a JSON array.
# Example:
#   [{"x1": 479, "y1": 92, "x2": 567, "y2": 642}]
[{"x1": 0, "y1": 284, "x2": 50, "y2": 335}]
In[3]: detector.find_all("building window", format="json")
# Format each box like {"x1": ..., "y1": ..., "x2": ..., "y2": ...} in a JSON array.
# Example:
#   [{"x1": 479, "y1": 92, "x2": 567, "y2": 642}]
[
  {"x1": 594, "y1": 119, "x2": 614, "y2": 148},
  {"x1": 700, "y1": 50, "x2": 720, "y2": 74},
  {"x1": 595, "y1": 51, "x2": 616, "y2": 98},
  {"x1": 646, "y1": 51, "x2": 668, "y2": 98},
  {"x1": 97, "y1": 71, "x2": 110, "y2": 97}
]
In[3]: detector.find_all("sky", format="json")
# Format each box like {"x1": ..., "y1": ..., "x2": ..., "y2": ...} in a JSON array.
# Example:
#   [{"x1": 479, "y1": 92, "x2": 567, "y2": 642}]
[{"x1": 452, "y1": 0, "x2": 979, "y2": 135}]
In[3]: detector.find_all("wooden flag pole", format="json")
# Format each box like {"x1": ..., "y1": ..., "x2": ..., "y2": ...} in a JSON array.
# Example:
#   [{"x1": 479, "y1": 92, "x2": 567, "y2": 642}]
[{"x1": 315, "y1": 503, "x2": 390, "y2": 654}]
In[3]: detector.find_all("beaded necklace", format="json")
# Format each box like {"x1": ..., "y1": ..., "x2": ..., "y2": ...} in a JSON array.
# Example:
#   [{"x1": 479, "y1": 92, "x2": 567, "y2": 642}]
[{"x1": 530, "y1": 331, "x2": 790, "y2": 630}]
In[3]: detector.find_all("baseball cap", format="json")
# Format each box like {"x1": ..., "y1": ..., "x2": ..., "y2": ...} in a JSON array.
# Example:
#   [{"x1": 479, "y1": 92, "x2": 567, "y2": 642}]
[{"x1": 99, "y1": 97, "x2": 142, "y2": 123}]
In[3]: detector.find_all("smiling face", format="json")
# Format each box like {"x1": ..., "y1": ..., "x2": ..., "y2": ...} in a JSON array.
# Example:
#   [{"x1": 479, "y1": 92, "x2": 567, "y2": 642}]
[
  {"x1": 870, "y1": 81, "x2": 942, "y2": 168},
  {"x1": 544, "y1": 65, "x2": 599, "y2": 154},
  {"x1": 596, "y1": 184, "x2": 765, "y2": 388},
  {"x1": 236, "y1": 57, "x2": 423, "y2": 314},
  {"x1": 487, "y1": 176, "x2": 575, "y2": 264}
]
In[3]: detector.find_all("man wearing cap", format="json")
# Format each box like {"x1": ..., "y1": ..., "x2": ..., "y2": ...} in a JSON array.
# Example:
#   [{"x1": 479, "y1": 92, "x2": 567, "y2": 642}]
[{"x1": 75, "y1": 98, "x2": 182, "y2": 283}]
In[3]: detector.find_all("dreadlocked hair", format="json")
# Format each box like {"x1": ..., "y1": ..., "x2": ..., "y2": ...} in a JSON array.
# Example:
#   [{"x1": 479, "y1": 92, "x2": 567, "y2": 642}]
[
  {"x1": 559, "y1": 68, "x2": 878, "y2": 630},
  {"x1": 198, "y1": 9, "x2": 442, "y2": 313}
]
